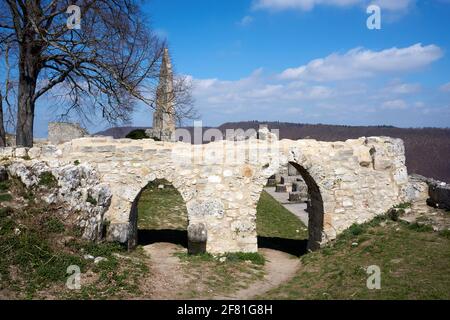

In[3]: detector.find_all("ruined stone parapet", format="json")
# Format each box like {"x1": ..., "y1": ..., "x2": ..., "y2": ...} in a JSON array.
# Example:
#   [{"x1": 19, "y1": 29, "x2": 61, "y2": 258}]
[
  {"x1": 406, "y1": 174, "x2": 450, "y2": 210},
  {"x1": 1, "y1": 160, "x2": 111, "y2": 241},
  {"x1": 0, "y1": 135, "x2": 410, "y2": 254},
  {"x1": 48, "y1": 122, "x2": 89, "y2": 145}
]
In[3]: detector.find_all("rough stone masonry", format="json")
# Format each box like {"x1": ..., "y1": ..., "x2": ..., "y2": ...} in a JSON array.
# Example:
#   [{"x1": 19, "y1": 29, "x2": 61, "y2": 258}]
[{"x1": 0, "y1": 133, "x2": 412, "y2": 254}]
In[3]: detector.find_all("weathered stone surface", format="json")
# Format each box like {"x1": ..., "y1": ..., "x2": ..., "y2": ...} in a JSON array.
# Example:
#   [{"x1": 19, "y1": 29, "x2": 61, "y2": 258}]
[
  {"x1": 402, "y1": 174, "x2": 429, "y2": 203},
  {"x1": 275, "y1": 184, "x2": 287, "y2": 193},
  {"x1": 48, "y1": 122, "x2": 89, "y2": 145},
  {"x1": 5, "y1": 161, "x2": 111, "y2": 241},
  {"x1": 188, "y1": 223, "x2": 208, "y2": 255},
  {"x1": 427, "y1": 180, "x2": 450, "y2": 210},
  {"x1": 0, "y1": 134, "x2": 410, "y2": 254}
]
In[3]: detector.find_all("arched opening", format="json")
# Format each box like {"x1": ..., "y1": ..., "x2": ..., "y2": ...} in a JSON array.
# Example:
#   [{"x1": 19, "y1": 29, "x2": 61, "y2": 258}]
[
  {"x1": 256, "y1": 162, "x2": 324, "y2": 256},
  {"x1": 128, "y1": 179, "x2": 189, "y2": 250}
]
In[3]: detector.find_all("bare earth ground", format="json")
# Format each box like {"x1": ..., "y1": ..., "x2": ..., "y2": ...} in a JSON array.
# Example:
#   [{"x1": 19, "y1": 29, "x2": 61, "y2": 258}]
[
  {"x1": 215, "y1": 249, "x2": 300, "y2": 300},
  {"x1": 141, "y1": 243, "x2": 300, "y2": 300}
]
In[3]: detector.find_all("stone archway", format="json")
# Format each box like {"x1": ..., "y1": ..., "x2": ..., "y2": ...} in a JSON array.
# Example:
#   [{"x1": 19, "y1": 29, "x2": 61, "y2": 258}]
[
  {"x1": 128, "y1": 178, "x2": 190, "y2": 250},
  {"x1": 255, "y1": 160, "x2": 325, "y2": 254},
  {"x1": 288, "y1": 162, "x2": 324, "y2": 251}
]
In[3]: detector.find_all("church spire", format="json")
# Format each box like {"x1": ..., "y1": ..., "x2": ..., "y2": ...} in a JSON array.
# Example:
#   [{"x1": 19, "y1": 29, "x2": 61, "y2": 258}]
[{"x1": 146, "y1": 47, "x2": 176, "y2": 141}]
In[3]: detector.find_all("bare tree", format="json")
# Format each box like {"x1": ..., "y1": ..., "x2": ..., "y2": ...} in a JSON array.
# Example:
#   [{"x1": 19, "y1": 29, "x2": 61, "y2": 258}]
[
  {"x1": 172, "y1": 75, "x2": 198, "y2": 126},
  {"x1": 0, "y1": 0, "x2": 193, "y2": 147},
  {"x1": 0, "y1": 93, "x2": 5, "y2": 147}
]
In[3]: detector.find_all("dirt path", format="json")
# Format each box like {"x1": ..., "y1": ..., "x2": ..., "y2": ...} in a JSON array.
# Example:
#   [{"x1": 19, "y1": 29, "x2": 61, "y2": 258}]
[
  {"x1": 142, "y1": 242, "x2": 191, "y2": 299},
  {"x1": 142, "y1": 243, "x2": 301, "y2": 300},
  {"x1": 214, "y1": 248, "x2": 300, "y2": 300}
]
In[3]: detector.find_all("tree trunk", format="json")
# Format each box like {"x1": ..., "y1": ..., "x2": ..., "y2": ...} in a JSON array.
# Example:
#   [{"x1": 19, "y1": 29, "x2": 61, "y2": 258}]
[
  {"x1": 16, "y1": 42, "x2": 40, "y2": 148},
  {"x1": 0, "y1": 93, "x2": 6, "y2": 147}
]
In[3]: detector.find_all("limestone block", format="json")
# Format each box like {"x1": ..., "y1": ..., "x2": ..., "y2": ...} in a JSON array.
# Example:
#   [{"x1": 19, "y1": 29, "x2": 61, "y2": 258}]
[
  {"x1": 107, "y1": 223, "x2": 129, "y2": 244},
  {"x1": 275, "y1": 184, "x2": 287, "y2": 193},
  {"x1": 188, "y1": 199, "x2": 225, "y2": 218},
  {"x1": 14, "y1": 147, "x2": 28, "y2": 158},
  {"x1": 28, "y1": 147, "x2": 42, "y2": 159},
  {"x1": 354, "y1": 145, "x2": 372, "y2": 167},
  {"x1": 0, "y1": 147, "x2": 13, "y2": 158},
  {"x1": 188, "y1": 223, "x2": 207, "y2": 255}
]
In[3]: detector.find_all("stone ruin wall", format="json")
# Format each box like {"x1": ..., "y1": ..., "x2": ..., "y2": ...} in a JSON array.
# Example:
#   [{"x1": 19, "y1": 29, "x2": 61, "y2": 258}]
[{"x1": 0, "y1": 135, "x2": 412, "y2": 254}]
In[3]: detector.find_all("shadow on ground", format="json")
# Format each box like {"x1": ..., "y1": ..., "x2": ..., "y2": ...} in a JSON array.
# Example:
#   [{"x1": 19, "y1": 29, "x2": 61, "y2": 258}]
[
  {"x1": 257, "y1": 236, "x2": 308, "y2": 257},
  {"x1": 138, "y1": 229, "x2": 308, "y2": 257},
  {"x1": 138, "y1": 229, "x2": 188, "y2": 248}
]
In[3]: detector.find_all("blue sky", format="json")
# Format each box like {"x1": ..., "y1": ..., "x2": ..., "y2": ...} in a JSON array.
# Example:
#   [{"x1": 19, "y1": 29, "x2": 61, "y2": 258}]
[{"x1": 35, "y1": 0, "x2": 450, "y2": 136}]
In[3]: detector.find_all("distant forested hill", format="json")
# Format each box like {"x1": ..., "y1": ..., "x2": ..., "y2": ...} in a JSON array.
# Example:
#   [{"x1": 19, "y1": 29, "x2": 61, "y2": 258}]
[{"x1": 96, "y1": 121, "x2": 450, "y2": 183}]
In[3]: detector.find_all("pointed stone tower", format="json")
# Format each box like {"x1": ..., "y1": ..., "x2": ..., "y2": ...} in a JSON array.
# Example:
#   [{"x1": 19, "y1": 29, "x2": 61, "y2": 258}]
[{"x1": 146, "y1": 48, "x2": 176, "y2": 141}]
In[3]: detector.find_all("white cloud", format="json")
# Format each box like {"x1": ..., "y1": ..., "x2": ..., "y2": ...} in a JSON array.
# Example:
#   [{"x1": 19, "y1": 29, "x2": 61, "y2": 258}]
[
  {"x1": 183, "y1": 45, "x2": 448, "y2": 127},
  {"x1": 381, "y1": 99, "x2": 407, "y2": 110},
  {"x1": 279, "y1": 43, "x2": 443, "y2": 81},
  {"x1": 383, "y1": 81, "x2": 421, "y2": 94},
  {"x1": 440, "y1": 82, "x2": 450, "y2": 92},
  {"x1": 253, "y1": 0, "x2": 414, "y2": 12},
  {"x1": 237, "y1": 15, "x2": 254, "y2": 26}
]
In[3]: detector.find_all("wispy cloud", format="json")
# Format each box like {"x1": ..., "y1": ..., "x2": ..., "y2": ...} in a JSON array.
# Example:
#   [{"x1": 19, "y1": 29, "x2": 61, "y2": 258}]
[
  {"x1": 279, "y1": 43, "x2": 443, "y2": 82},
  {"x1": 237, "y1": 15, "x2": 254, "y2": 26},
  {"x1": 440, "y1": 82, "x2": 450, "y2": 92},
  {"x1": 252, "y1": 0, "x2": 415, "y2": 12}
]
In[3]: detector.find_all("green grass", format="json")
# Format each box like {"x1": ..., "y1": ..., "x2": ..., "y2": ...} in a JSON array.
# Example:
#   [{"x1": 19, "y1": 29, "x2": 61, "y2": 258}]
[
  {"x1": 407, "y1": 222, "x2": 434, "y2": 232},
  {"x1": 174, "y1": 250, "x2": 265, "y2": 299},
  {"x1": 261, "y1": 217, "x2": 450, "y2": 300},
  {"x1": 0, "y1": 206, "x2": 13, "y2": 218},
  {"x1": 175, "y1": 251, "x2": 265, "y2": 266},
  {"x1": 137, "y1": 179, "x2": 188, "y2": 230},
  {"x1": 38, "y1": 171, "x2": 58, "y2": 188},
  {"x1": 256, "y1": 190, "x2": 308, "y2": 240},
  {"x1": 225, "y1": 252, "x2": 265, "y2": 265},
  {"x1": 0, "y1": 193, "x2": 12, "y2": 202},
  {"x1": 0, "y1": 180, "x2": 11, "y2": 191},
  {"x1": 86, "y1": 195, "x2": 97, "y2": 206},
  {"x1": 394, "y1": 202, "x2": 412, "y2": 209},
  {"x1": 44, "y1": 217, "x2": 65, "y2": 233},
  {"x1": 0, "y1": 180, "x2": 148, "y2": 299},
  {"x1": 0, "y1": 212, "x2": 87, "y2": 297}
]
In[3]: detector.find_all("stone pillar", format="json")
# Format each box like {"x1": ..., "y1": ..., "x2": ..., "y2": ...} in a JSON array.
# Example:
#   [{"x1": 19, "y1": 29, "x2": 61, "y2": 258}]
[{"x1": 187, "y1": 223, "x2": 207, "y2": 255}]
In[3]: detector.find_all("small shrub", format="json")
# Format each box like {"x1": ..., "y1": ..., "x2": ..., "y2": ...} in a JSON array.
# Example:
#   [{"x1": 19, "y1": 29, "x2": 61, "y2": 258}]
[
  {"x1": 348, "y1": 223, "x2": 365, "y2": 236},
  {"x1": 86, "y1": 195, "x2": 97, "y2": 206},
  {"x1": 387, "y1": 208, "x2": 402, "y2": 221},
  {"x1": 21, "y1": 156, "x2": 31, "y2": 161},
  {"x1": 74, "y1": 160, "x2": 80, "y2": 166},
  {"x1": 38, "y1": 172, "x2": 57, "y2": 188},
  {"x1": 394, "y1": 202, "x2": 412, "y2": 209},
  {"x1": 125, "y1": 129, "x2": 149, "y2": 140},
  {"x1": 0, "y1": 193, "x2": 13, "y2": 202}
]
